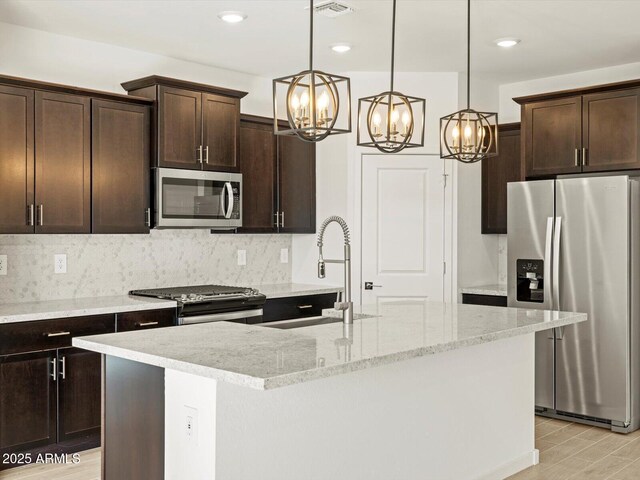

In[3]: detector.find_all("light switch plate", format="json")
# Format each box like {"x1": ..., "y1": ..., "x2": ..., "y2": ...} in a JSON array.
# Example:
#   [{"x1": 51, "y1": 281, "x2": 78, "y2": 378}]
[
  {"x1": 54, "y1": 254, "x2": 67, "y2": 274},
  {"x1": 280, "y1": 248, "x2": 289, "y2": 264},
  {"x1": 237, "y1": 249, "x2": 247, "y2": 266},
  {"x1": 0, "y1": 255, "x2": 6, "y2": 276}
]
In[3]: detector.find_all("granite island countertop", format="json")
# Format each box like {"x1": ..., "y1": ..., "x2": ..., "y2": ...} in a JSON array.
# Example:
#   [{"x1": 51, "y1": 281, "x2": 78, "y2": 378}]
[{"x1": 74, "y1": 301, "x2": 586, "y2": 390}]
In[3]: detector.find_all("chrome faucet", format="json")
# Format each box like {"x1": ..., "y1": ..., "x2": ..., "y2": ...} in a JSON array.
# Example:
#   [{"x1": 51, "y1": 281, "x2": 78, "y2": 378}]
[{"x1": 317, "y1": 216, "x2": 353, "y2": 325}]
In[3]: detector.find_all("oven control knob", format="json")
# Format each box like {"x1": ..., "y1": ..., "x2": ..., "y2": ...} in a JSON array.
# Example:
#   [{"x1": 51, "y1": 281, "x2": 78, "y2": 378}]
[
  {"x1": 180, "y1": 294, "x2": 188, "y2": 301},
  {"x1": 188, "y1": 294, "x2": 197, "y2": 301},
  {"x1": 196, "y1": 295, "x2": 204, "y2": 301}
]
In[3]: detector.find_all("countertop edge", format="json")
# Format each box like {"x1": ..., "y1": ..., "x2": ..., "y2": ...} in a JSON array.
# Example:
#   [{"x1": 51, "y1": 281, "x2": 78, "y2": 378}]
[{"x1": 74, "y1": 312, "x2": 586, "y2": 391}]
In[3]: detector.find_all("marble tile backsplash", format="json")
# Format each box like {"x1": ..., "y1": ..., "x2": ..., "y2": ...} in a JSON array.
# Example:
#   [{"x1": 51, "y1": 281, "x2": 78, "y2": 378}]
[
  {"x1": 0, "y1": 230, "x2": 292, "y2": 304},
  {"x1": 497, "y1": 234, "x2": 507, "y2": 284}
]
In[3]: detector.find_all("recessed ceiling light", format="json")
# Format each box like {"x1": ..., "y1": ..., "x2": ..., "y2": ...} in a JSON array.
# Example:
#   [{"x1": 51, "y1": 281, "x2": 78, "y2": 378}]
[
  {"x1": 331, "y1": 44, "x2": 352, "y2": 54},
  {"x1": 495, "y1": 38, "x2": 520, "y2": 48},
  {"x1": 218, "y1": 11, "x2": 247, "y2": 24}
]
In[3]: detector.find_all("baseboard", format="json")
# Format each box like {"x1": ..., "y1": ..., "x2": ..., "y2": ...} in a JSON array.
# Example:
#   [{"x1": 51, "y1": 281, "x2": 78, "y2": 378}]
[{"x1": 473, "y1": 449, "x2": 538, "y2": 480}]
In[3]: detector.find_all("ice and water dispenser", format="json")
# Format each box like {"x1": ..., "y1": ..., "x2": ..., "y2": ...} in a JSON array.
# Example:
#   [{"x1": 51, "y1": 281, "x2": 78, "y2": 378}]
[{"x1": 516, "y1": 259, "x2": 544, "y2": 303}]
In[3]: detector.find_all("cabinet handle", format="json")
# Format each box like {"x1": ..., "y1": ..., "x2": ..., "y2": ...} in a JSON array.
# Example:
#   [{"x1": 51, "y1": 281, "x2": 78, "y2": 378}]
[
  {"x1": 50, "y1": 358, "x2": 57, "y2": 382},
  {"x1": 36, "y1": 204, "x2": 44, "y2": 226},
  {"x1": 46, "y1": 331, "x2": 71, "y2": 337},
  {"x1": 138, "y1": 321, "x2": 159, "y2": 327},
  {"x1": 59, "y1": 356, "x2": 66, "y2": 380},
  {"x1": 145, "y1": 208, "x2": 151, "y2": 227},
  {"x1": 27, "y1": 204, "x2": 34, "y2": 226},
  {"x1": 197, "y1": 145, "x2": 203, "y2": 164},
  {"x1": 204, "y1": 146, "x2": 209, "y2": 164},
  {"x1": 280, "y1": 211, "x2": 285, "y2": 228},
  {"x1": 582, "y1": 147, "x2": 588, "y2": 166},
  {"x1": 274, "y1": 212, "x2": 280, "y2": 228},
  {"x1": 297, "y1": 305, "x2": 314, "y2": 309},
  {"x1": 574, "y1": 148, "x2": 580, "y2": 167}
]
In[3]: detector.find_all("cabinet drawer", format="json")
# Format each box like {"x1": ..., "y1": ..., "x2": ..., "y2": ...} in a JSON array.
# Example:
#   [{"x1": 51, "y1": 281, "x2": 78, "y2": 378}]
[
  {"x1": 461, "y1": 294, "x2": 507, "y2": 307},
  {"x1": 117, "y1": 309, "x2": 176, "y2": 332},
  {"x1": 261, "y1": 293, "x2": 338, "y2": 323},
  {"x1": 0, "y1": 314, "x2": 115, "y2": 356}
]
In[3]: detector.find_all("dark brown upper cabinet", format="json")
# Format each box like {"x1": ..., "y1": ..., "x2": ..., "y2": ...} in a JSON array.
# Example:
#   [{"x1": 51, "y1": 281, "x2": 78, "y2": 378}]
[
  {"x1": 516, "y1": 79, "x2": 640, "y2": 178},
  {"x1": 92, "y1": 100, "x2": 151, "y2": 234},
  {"x1": 238, "y1": 115, "x2": 316, "y2": 234},
  {"x1": 482, "y1": 123, "x2": 522, "y2": 234},
  {"x1": 121, "y1": 76, "x2": 247, "y2": 172},
  {"x1": 35, "y1": 91, "x2": 91, "y2": 234},
  {"x1": 0, "y1": 74, "x2": 153, "y2": 235},
  {"x1": 0, "y1": 85, "x2": 34, "y2": 234}
]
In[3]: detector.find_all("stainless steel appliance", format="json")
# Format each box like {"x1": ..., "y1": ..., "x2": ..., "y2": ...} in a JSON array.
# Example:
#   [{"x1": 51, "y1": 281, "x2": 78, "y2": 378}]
[
  {"x1": 155, "y1": 168, "x2": 242, "y2": 229},
  {"x1": 130, "y1": 285, "x2": 265, "y2": 325},
  {"x1": 508, "y1": 174, "x2": 640, "y2": 432}
]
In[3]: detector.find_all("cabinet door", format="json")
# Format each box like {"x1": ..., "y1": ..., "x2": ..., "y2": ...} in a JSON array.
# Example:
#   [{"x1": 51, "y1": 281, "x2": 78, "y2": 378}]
[
  {"x1": 92, "y1": 100, "x2": 151, "y2": 233},
  {"x1": 202, "y1": 93, "x2": 240, "y2": 171},
  {"x1": 238, "y1": 120, "x2": 278, "y2": 233},
  {"x1": 278, "y1": 136, "x2": 316, "y2": 233},
  {"x1": 0, "y1": 351, "x2": 57, "y2": 455},
  {"x1": 523, "y1": 96, "x2": 582, "y2": 178},
  {"x1": 35, "y1": 91, "x2": 91, "y2": 233},
  {"x1": 57, "y1": 348, "x2": 101, "y2": 442},
  {"x1": 582, "y1": 88, "x2": 640, "y2": 172},
  {"x1": 481, "y1": 124, "x2": 522, "y2": 234},
  {"x1": 0, "y1": 85, "x2": 34, "y2": 234},
  {"x1": 158, "y1": 86, "x2": 202, "y2": 169}
]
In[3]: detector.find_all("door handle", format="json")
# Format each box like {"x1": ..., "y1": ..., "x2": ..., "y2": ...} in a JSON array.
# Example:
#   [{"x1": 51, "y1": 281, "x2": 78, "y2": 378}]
[
  {"x1": 27, "y1": 204, "x2": 34, "y2": 226},
  {"x1": 574, "y1": 148, "x2": 580, "y2": 167},
  {"x1": 50, "y1": 358, "x2": 57, "y2": 382},
  {"x1": 280, "y1": 211, "x2": 285, "y2": 228},
  {"x1": 224, "y1": 182, "x2": 234, "y2": 219},
  {"x1": 59, "y1": 356, "x2": 66, "y2": 380},
  {"x1": 364, "y1": 282, "x2": 383, "y2": 290},
  {"x1": 37, "y1": 205, "x2": 44, "y2": 226},
  {"x1": 582, "y1": 147, "x2": 588, "y2": 166},
  {"x1": 544, "y1": 217, "x2": 553, "y2": 307},
  {"x1": 552, "y1": 217, "x2": 562, "y2": 311},
  {"x1": 204, "y1": 146, "x2": 209, "y2": 164},
  {"x1": 145, "y1": 208, "x2": 151, "y2": 227},
  {"x1": 274, "y1": 212, "x2": 280, "y2": 228},
  {"x1": 197, "y1": 145, "x2": 203, "y2": 164},
  {"x1": 555, "y1": 326, "x2": 565, "y2": 340}
]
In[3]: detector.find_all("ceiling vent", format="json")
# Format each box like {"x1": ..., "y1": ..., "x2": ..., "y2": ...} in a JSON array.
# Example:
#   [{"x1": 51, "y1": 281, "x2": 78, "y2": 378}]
[{"x1": 312, "y1": 1, "x2": 354, "y2": 18}]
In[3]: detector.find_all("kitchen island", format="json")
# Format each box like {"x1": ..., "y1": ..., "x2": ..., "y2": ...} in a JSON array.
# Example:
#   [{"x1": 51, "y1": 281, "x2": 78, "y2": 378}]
[{"x1": 74, "y1": 301, "x2": 586, "y2": 480}]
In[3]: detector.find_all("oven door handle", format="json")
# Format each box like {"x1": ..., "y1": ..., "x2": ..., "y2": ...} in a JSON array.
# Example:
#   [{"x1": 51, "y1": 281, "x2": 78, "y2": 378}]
[
  {"x1": 178, "y1": 309, "x2": 263, "y2": 325},
  {"x1": 224, "y1": 182, "x2": 234, "y2": 219}
]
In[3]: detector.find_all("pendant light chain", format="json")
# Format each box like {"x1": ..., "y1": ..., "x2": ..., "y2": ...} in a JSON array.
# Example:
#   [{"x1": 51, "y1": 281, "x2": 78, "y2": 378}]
[
  {"x1": 466, "y1": 0, "x2": 471, "y2": 110},
  {"x1": 390, "y1": 0, "x2": 396, "y2": 94},
  {"x1": 309, "y1": 0, "x2": 314, "y2": 71}
]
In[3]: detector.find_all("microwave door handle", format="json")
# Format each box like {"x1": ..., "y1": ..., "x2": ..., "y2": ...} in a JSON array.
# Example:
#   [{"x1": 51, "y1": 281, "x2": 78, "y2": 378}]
[
  {"x1": 220, "y1": 182, "x2": 227, "y2": 217},
  {"x1": 225, "y1": 182, "x2": 234, "y2": 219}
]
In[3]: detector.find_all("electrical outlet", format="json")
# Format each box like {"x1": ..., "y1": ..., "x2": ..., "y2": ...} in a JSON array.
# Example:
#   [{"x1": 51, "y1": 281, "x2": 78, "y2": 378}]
[
  {"x1": 280, "y1": 248, "x2": 289, "y2": 264},
  {"x1": 0, "y1": 255, "x2": 7, "y2": 276},
  {"x1": 54, "y1": 254, "x2": 67, "y2": 274},
  {"x1": 184, "y1": 406, "x2": 198, "y2": 444},
  {"x1": 237, "y1": 249, "x2": 247, "y2": 266}
]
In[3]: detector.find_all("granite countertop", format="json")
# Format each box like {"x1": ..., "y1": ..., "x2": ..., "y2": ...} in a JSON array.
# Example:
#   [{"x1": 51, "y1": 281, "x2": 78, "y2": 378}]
[
  {"x1": 460, "y1": 284, "x2": 508, "y2": 296},
  {"x1": 0, "y1": 296, "x2": 177, "y2": 324},
  {"x1": 257, "y1": 283, "x2": 342, "y2": 299},
  {"x1": 74, "y1": 301, "x2": 586, "y2": 390}
]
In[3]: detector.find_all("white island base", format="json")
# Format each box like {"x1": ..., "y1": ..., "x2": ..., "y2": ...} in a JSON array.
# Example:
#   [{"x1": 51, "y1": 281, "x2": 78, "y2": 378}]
[{"x1": 165, "y1": 334, "x2": 536, "y2": 480}]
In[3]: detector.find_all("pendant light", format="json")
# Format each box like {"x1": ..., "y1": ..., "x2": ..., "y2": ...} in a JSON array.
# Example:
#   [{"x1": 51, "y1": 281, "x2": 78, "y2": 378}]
[
  {"x1": 357, "y1": 0, "x2": 425, "y2": 153},
  {"x1": 440, "y1": 0, "x2": 498, "y2": 163},
  {"x1": 273, "y1": 0, "x2": 352, "y2": 142}
]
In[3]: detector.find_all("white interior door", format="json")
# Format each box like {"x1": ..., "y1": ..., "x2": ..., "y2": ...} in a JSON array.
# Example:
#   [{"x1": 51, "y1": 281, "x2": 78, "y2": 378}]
[{"x1": 361, "y1": 154, "x2": 446, "y2": 306}]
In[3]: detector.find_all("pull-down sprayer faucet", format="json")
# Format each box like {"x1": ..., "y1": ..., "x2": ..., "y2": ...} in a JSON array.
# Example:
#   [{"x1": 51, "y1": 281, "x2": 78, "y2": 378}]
[{"x1": 317, "y1": 216, "x2": 353, "y2": 325}]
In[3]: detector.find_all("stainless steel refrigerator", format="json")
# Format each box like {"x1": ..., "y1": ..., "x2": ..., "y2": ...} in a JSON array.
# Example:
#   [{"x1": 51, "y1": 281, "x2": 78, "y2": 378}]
[{"x1": 507, "y1": 174, "x2": 640, "y2": 432}]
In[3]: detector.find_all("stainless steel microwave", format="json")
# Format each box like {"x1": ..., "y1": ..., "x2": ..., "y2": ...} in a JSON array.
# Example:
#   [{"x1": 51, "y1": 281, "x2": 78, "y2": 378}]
[{"x1": 155, "y1": 168, "x2": 242, "y2": 229}]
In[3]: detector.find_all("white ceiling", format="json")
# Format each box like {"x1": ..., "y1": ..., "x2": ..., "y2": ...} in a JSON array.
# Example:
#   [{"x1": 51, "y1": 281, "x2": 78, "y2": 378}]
[{"x1": 1, "y1": 0, "x2": 640, "y2": 83}]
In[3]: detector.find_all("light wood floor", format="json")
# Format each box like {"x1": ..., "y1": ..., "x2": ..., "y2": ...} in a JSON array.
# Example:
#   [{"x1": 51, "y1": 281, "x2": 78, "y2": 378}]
[
  {"x1": 4, "y1": 418, "x2": 640, "y2": 480},
  {"x1": 508, "y1": 416, "x2": 640, "y2": 480},
  {"x1": 0, "y1": 448, "x2": 100, "y2": 480}
]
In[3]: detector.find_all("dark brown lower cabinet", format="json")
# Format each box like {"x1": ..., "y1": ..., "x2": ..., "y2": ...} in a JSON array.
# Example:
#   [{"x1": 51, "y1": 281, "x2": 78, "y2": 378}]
[
  {"x1": 0, "y1": 351, "x2": 57, "y2": 456},
  {"x1": 57, "y1": 348, "x2": 101, "y2": 442}
]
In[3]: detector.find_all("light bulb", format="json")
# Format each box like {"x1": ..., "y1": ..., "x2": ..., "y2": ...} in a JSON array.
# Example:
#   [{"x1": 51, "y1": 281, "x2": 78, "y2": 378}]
[
  {"x1": 402, "y1": 111, "x2": 411, "y2": 126},
  {"x1": 317, "y1": 91, "x2": 329, "y2": 110},
  {"x1": 300, "y1": 91, "x2": 309, "y2": 108},
  {"x1": 464, "y1": 124, "x2": 473, "y2": 140},
  {"x1": 391, "y1": 109, "x2": 400, "y2": 123},
  {"x1": 291, "y1": 94, "x2": 300, "y2": 110},
  {"x1": 373, "y1": 112, "x2": 382, "y2": 126},
  {"x1": 452, "y1": 126, "x2": 460, "y2": 139}
]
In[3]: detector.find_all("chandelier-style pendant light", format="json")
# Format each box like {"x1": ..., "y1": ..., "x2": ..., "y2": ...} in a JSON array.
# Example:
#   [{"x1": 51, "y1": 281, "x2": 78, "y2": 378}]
[
  {"x1": 440, "y1": 0, "x2": 498, "y2": 163},
  {"x1": 357, "y1": 0, "x2": 425, "y2": 153},
  {"x1": 272, "y1": 0, "x2": 351, "y2": 142}
]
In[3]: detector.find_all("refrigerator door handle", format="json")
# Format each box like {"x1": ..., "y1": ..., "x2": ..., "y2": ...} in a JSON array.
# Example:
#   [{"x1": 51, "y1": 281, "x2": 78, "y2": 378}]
[
  {"x1": 555, "y1": 326, "x2": 565, "y2": 340},
  {"x1": 544, "y1": 217, "x2": 554, "y2": 311},
  {"x1": 553, "y1": 217, "x2": 562, "y2": 311}
]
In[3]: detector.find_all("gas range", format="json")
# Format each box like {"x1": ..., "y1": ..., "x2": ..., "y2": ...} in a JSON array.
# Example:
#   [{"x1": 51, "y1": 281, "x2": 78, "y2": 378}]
[{"x1": 130, "y1": 284, "x2": 266, "y2": 325}]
